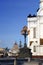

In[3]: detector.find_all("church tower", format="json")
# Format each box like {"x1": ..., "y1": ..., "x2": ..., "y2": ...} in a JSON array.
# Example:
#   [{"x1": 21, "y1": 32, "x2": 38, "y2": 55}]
[
  {"x1": 37, "y1": 0, "x2": 43, "y2": 44},
  {"x1": 27, "y1": 0, "x2": 43, "y2": 57}
]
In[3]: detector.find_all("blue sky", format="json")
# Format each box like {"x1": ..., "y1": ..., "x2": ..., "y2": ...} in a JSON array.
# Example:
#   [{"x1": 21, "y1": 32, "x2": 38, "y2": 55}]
[{"x1": 0, "y1": 0, "x2": 39, "y2": 48}]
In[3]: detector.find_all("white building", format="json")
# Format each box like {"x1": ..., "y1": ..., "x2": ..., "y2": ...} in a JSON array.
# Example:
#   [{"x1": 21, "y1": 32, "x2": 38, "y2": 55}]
[
  {"x1": 27, "y1": 0, "x2": 43, "y2": 57},
  {"x1": 8, "y1": 42, "x2": 19, "y2": 57}
]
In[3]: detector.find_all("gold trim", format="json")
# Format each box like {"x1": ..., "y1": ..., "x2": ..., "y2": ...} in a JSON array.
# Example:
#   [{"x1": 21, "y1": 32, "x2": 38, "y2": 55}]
[{"x1": 40, "y1": 38, "x2": 43, "y2": 45}]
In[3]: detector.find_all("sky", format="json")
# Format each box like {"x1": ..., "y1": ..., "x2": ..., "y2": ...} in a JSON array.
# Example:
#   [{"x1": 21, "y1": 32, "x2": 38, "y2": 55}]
[{"x1": 0, "y1": 0, "x2": 39, "y2": 48}]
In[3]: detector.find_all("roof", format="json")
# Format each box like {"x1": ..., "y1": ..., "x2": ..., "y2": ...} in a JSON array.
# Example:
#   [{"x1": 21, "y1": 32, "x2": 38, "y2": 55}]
[
  {"x1": 11, "y1": 42, "x2": 19, "y2": 51},
  {"x1": 27, "y1": 14, "x2": 36, "y2": 18}
]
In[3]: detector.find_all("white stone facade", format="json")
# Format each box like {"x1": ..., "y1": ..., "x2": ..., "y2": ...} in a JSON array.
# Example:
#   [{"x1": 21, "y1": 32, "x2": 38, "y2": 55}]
[{"x1": 27, "y1": 0, "x2": 43, "y2": 56}]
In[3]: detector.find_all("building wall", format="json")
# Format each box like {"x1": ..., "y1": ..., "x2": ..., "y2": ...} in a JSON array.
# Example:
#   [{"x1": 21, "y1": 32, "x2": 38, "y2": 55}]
[
  {"x1": 32, "y1": 45, "x2": 43, "y2": 56},
  {"x1": 39, "y1": 17, "x2": 43, "y2": 38},
  {"x1": 27, "y1": 0, "x2": 43, "y2": 56},
  {"x1": 27, "y1": 16, "x2": 43, "y2": 55},
  {"x1": 27, "y1": 17, "x2": 39, "y2": 46}
]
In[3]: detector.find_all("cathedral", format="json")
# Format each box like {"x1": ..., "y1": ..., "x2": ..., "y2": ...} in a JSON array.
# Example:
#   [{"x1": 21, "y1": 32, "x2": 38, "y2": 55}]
[{"x1": 27, "y1": 0, "x2": 43, "y2": 58}]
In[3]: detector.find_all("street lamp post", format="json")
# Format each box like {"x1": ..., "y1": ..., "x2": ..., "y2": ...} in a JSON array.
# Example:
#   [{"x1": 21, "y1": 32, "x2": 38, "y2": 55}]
[{"x1": 21, "y1": 26, "x2": 30, "y2": 47}]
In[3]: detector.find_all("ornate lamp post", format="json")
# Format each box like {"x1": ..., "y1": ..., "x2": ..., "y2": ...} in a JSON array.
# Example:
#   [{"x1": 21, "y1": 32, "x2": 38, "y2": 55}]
[
  {"x1": 21, "y1": 26, "x2": 30, "y2": 47},
  {"x1": 19, "y1": 26, "x2": 32, "y2": 59}
]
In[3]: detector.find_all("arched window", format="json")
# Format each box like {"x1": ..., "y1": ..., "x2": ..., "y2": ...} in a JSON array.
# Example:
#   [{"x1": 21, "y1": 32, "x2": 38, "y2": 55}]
[{"x1": 33, "y1": 28, "x2": 36, "y2": 38}]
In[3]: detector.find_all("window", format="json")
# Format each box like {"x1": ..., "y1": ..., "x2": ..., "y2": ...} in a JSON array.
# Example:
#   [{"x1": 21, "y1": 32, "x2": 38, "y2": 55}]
[
  {"x1": 33, "y1": 28, "x2": 36, "y2": 38},
  {"x1": 34, "y1": 46, "x2": 36, "y2": 52}
]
